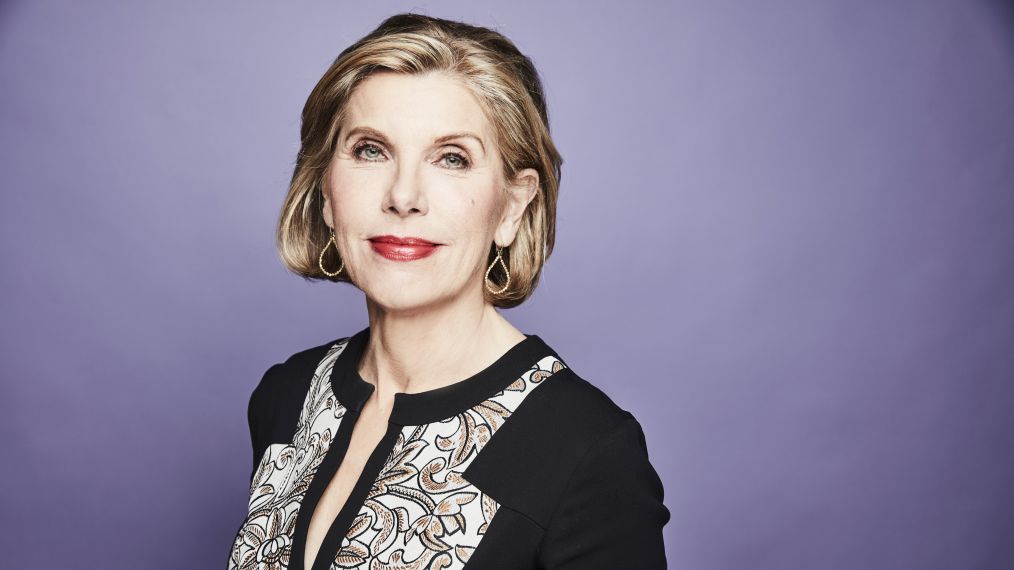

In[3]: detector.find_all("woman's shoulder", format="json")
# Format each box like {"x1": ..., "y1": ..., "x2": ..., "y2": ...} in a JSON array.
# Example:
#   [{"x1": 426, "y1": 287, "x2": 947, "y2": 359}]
[
  {"x1": 525, "y1": 364, "x2": 637, "y2": 440},
  {"x1": 247, "y1": 335, "x2": 349, "y2": 436},
  {"x1": 464, "y1": 363, "x2": 664, "y2": 532},
  {"x1": 253, "y1": 335, "x2": 348, "y2": 397}
]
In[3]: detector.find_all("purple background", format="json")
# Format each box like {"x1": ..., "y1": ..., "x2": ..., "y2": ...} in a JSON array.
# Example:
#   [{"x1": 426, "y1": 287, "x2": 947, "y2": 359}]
[{"x1": 2, "y1": 1, "x2": 1012, "y2": 568}]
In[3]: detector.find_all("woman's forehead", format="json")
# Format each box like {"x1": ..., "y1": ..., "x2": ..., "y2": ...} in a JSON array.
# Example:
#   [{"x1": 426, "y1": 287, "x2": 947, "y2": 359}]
[{"x1": 343, "y1": 72, "x2": 493, "y2": 145}]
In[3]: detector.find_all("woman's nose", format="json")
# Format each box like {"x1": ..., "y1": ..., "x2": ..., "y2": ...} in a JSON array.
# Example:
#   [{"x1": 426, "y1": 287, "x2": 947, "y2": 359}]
[{"x1": 383, "y1": 159, "x2": 427, "y2": 216}]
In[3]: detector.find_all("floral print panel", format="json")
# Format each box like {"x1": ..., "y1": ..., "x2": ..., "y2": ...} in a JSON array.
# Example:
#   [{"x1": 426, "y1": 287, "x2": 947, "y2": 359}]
[{"x1": 230, "y1": 341, "x2": 350, "y2": 570}]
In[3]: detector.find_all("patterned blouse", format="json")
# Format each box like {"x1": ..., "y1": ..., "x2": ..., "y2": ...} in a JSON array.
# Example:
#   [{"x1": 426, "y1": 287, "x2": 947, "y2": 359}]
[{"x1": 227, "y1": 326, "x2": 670, "y2": 569}]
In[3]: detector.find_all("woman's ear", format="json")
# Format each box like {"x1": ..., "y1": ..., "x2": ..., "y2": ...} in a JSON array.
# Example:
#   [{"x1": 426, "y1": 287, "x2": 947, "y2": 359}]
[
  {"x1": 321, "y1": 190, "x2": 334, "y2": 228},
  {"x1": 495, "y1": 168, "x2": 540, "y2": 245}
]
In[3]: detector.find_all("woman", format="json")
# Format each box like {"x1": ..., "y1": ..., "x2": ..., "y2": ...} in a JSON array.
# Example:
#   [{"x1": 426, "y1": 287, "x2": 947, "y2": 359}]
[{"x1": 228, "y1": 12, "x2": 670, "y2": 570}]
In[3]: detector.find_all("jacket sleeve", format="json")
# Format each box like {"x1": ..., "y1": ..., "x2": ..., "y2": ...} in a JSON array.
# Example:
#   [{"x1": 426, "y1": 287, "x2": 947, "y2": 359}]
[
  {"x1": 536, "y1": 413, "x2": 671, "y2": 569},
  {"x1": 247, "y1": 363, "x2": 283, "y2": 485}
]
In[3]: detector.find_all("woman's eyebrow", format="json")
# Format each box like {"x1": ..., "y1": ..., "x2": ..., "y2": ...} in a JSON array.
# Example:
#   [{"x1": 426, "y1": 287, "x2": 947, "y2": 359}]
[
  {"x1": 434, "y1": 132, "x2": 486, "y2": 156},
  {"x1": 343, "y1": 125, "x2": 486, "y2": 156},
  {"x1": 343, "y1": 125, "x2": 389, "y2": 145}
]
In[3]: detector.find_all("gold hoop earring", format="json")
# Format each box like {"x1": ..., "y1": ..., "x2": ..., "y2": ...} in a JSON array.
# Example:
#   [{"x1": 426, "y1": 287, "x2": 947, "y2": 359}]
[
  {"x1": 485, "y1": 244, "x2": 510, "y2": 295},
  {"x1": 318, "y1": 228, "x2": 344, "y2": 278}
]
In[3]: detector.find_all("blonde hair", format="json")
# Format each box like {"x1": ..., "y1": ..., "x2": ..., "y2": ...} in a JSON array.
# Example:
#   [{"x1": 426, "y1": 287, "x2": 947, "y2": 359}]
[{"x1": 275, "y1": 12, "x2": 563, "y2": 309}]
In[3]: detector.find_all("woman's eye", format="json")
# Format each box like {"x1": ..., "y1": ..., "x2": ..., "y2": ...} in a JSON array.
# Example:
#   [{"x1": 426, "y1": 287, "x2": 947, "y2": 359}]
[
  {"x1": 441, "y1": 152, "x2": 470, "y2": 169},
  {"x1": 353, "y1": 142, "x2": 384, "y2": 161}
]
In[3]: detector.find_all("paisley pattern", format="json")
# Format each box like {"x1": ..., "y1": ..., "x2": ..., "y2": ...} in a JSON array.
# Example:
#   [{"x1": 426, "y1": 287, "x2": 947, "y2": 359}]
[
  {"x1": 228, "y1": 338, "x2": 567, "y2": 570},
  {"x1": 230, "y1": 341, "x2": 350, "y2": 570}
]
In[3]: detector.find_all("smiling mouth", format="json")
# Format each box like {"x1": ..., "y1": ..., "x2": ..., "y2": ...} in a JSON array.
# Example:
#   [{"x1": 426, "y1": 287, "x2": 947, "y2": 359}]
[{"x1": 368, "y1": 237, "x2": 441, "y2": 261}]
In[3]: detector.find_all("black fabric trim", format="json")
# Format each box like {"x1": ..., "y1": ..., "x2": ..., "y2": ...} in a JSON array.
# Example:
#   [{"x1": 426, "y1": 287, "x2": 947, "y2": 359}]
[
  {"x1": 329, "y1": 329, "x2": 375, "y2": 414},
  {"x1": 329, "y1": 326, "x2": 560, "y2": 426}
]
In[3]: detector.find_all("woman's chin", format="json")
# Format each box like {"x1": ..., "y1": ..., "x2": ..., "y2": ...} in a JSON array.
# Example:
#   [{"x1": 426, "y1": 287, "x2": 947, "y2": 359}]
[{"x1": 362, "y1": 284, "x2": 445, "y2": 313}]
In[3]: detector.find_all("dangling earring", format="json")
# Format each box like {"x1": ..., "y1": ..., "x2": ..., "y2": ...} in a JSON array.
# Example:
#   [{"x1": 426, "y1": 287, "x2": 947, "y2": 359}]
[
  {"x1": 485, "y1": 244, "x2": 510, "y2": 295},
  {"x1": 319, "y1": 228, "x2": 344, "y2": 277}
]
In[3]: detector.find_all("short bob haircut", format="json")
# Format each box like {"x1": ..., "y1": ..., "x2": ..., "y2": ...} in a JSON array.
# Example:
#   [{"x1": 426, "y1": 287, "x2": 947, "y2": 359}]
[{"x1": 276, "y1": 12, "x2": 563, "y2": 309}]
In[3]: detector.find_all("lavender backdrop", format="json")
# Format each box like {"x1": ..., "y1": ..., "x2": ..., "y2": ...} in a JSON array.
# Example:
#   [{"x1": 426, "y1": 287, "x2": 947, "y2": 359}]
[{"x1": 2, "y1": 1, "x2": 1012, "y2": 568}]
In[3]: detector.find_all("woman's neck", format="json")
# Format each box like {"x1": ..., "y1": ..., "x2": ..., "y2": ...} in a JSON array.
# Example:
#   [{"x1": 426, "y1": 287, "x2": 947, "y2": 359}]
[{"x1": 358, "y1": 295, "x2": 525, "y2": 405}]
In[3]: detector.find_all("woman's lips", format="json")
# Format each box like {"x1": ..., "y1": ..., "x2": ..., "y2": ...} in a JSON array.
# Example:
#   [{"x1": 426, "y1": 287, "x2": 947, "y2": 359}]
[{"x1": 369, "y1": 239, "x2": 440, "y2": 261}]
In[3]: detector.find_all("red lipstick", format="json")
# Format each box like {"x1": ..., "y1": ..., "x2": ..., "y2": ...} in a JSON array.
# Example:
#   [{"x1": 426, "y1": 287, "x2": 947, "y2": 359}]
[{"x1": 368, "y1": 235, "x2": 442, "y2": 261}]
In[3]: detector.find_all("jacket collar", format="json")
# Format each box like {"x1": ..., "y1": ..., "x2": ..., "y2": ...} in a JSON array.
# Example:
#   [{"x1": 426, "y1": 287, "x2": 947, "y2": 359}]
[{"x1": 329, "y1": 325, "x2": 558, "y2": 425}]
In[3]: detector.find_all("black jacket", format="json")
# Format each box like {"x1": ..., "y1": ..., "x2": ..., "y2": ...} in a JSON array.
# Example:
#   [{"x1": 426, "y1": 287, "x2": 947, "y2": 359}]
[{"x1": 228, "y1": 326, "x2": 670, "y2": 569}]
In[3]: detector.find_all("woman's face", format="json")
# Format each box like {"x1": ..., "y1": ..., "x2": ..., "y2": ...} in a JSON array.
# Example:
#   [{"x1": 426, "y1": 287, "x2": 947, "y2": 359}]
[{"x1": 321, "y1": 71, "x2": 538, "y2": 313}]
